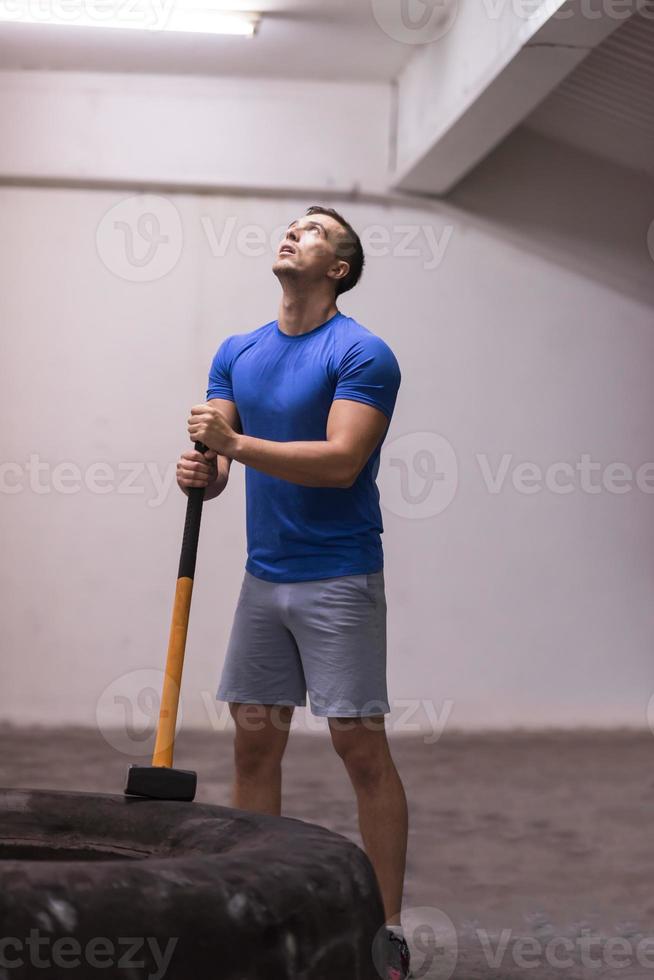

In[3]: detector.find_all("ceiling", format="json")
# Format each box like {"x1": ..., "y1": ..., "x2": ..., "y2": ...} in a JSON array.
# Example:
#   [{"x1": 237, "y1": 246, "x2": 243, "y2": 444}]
[
  {"x1": 1, "y1": 0, "x2": 651, "y2": 181},
  {"x1": 0, "y1": 0, "x2": 416, "y2": 83},
  {"x1": 524, "y1": 8, "x2": 654, "y2": 180}
]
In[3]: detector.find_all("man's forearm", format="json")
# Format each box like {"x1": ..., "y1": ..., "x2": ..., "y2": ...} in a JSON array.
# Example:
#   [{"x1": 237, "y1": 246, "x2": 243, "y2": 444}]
[
  {"x1": 181, "y1": 454, "x2": 231, "y2": 500},
  {"x1": 204, "y1": 454, "x2": 231, "y2": 499},
  {"x1": 229, "y1": 434, "x2": 355, "y2": 488}
]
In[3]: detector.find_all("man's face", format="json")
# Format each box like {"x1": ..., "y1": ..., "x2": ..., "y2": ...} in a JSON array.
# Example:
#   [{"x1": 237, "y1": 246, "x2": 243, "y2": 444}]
[{"x1": 272, "y1": 213, "x2": 349, "y2": 290}]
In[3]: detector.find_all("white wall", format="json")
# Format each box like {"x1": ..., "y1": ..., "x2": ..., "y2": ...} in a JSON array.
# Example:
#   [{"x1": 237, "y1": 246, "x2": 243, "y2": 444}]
[
  {"x1": 2, "y1": 144, "x2": 653, "y2": 735},
  {"x1": 0, "y1": 70, "x2": 391, "y2": 194}
]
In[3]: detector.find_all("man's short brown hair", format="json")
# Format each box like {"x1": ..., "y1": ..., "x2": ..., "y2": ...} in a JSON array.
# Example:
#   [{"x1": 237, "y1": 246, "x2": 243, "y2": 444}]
[{"x1": 305, "y1": 205, "x2": 365, "y2": 296}]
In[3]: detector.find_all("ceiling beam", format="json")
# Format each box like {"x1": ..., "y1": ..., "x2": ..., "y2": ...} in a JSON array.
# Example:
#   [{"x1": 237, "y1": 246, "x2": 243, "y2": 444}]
[{"x1": 392, "y1": 0, "x2": 638, "y2": 196}]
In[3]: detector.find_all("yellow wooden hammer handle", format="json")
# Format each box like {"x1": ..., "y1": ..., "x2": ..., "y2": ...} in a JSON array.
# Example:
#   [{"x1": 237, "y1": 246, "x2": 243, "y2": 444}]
[{"x1": 152, "y1": 576, "x2": 194, "y2": 767}]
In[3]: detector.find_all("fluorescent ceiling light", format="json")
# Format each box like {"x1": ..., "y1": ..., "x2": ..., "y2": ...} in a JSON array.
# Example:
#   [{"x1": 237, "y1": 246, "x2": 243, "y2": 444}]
[{"x1": 0, "y1": 3, "x2": 260, "y2": 36}]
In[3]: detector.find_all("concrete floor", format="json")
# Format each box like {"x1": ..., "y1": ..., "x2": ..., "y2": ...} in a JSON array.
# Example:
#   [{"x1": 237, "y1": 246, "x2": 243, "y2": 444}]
[{"x1": 1, "y1": 725, "x2": 653, "y2": 979}]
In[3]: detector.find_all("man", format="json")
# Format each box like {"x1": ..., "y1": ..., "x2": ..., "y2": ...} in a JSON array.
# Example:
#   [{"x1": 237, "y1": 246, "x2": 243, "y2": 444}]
[{"x1": 177, "y1": 206, "x2": 410, "y2": 980}]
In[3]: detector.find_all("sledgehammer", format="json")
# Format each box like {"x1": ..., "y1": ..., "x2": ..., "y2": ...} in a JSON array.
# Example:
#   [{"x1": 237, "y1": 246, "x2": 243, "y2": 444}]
[{"x1": 124, "y1": 441, "x2": 208, "y2": 802}]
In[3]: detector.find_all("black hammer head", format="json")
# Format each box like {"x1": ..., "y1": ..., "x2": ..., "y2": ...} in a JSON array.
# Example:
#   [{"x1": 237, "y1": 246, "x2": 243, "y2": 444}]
[{"x1": 124, "y1": 764, "x2": 196, "y2": 802}]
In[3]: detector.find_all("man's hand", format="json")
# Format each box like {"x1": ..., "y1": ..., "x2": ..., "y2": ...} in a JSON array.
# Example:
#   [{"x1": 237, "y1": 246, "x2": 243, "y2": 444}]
[
  {"x1": 187, "y1": 403, "x2": 238, "y2": 456},
  {"x1": 176, "y1": 448, "x2": 228, "y2": 500}
]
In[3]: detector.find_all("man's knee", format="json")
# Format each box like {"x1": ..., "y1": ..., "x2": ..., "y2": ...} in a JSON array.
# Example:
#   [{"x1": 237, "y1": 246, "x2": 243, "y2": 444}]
[{"x1": 329, "y1": 716, "x2": 391, "y2": 787}]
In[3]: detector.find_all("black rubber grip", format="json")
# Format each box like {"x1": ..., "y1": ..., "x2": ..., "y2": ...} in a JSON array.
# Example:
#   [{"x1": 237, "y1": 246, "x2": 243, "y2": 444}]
[{"x1": 177, "y1": 441, "x2": 207, "y2": 580}]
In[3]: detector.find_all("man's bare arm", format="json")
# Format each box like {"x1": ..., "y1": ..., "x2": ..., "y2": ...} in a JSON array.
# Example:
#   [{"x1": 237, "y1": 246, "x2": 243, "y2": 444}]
[{"x1": 187, "y1": 398, "x2": 388, "y2": 489}]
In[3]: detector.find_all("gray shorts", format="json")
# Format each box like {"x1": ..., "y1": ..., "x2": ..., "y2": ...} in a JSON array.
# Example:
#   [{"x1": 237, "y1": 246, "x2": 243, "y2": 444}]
[{"x1": 217, "y1": 569, "x2": 389, "y2": 717}]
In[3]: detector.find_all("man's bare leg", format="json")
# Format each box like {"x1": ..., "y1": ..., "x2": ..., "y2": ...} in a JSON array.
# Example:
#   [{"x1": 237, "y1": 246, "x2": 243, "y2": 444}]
[
  {"x1": 229, "y1": 702, "x2": 294, "y2": 817},
  {"x1": 328, "y1": 715, "x2": 408, "y2": 924}
]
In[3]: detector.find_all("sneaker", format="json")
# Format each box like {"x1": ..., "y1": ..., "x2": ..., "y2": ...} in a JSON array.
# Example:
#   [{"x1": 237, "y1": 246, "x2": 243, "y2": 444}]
[{"x1": 386, "y1": 930, "x2": 411, "y2": 980}]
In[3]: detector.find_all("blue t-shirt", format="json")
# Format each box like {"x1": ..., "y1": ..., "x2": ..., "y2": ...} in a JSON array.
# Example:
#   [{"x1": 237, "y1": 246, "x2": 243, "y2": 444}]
[{"x1": 206, "y1": 310, "x2": 401, "y2": 583}]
